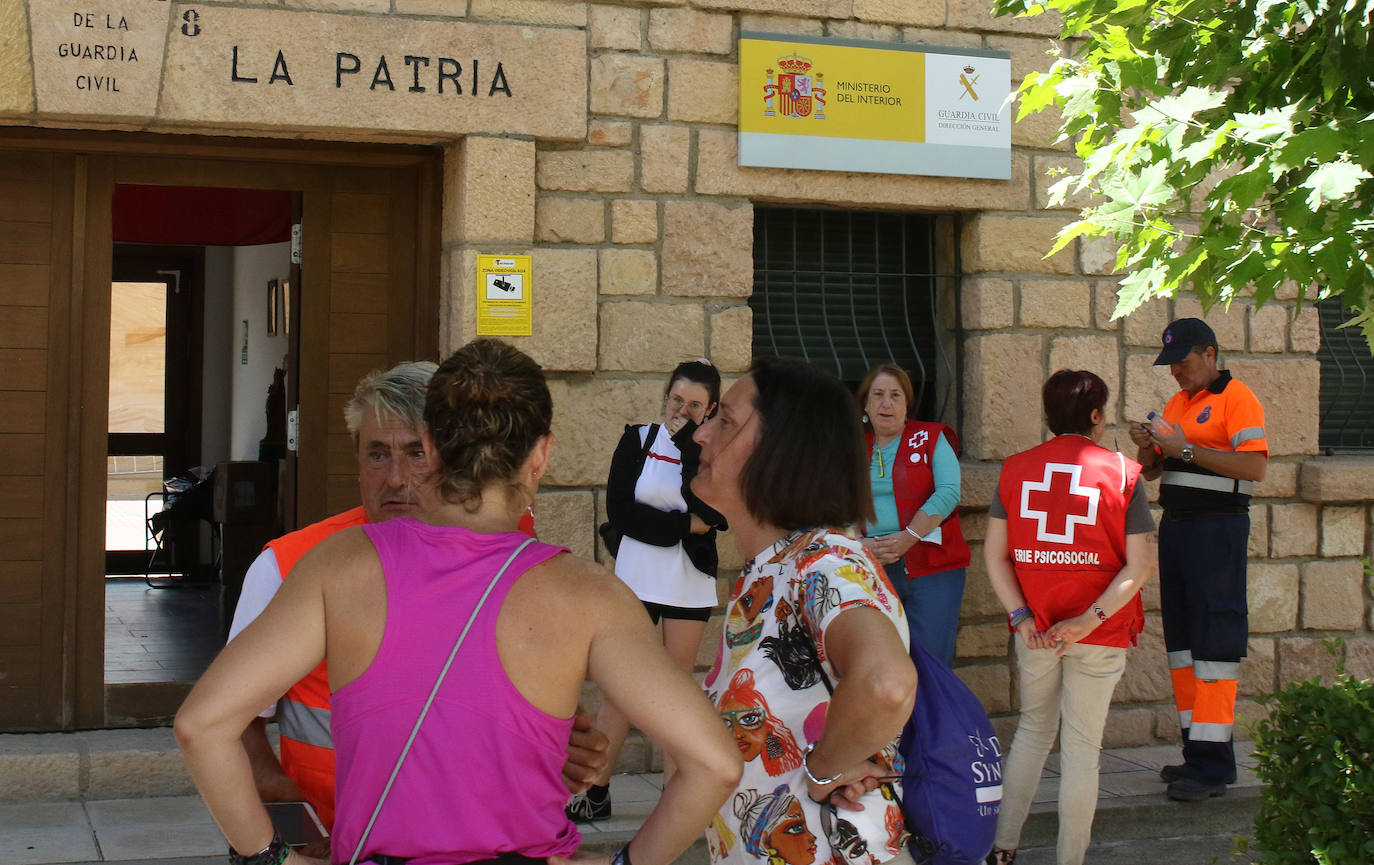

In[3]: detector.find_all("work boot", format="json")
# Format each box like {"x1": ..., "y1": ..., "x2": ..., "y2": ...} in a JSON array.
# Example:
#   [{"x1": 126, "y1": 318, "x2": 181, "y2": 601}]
[
  {"x1": 1166, "y1": 776, "x2": 1228, "y2": 802},
  {"x1": 1159, "y1": 763, "x2": 1237, "y2": 784}
]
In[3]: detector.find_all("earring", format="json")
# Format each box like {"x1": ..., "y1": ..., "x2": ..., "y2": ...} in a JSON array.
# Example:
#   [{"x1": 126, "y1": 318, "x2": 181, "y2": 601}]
[
  {"x1": 766, "y1": 734, "x2": 783, "y2": 760},
  {"x1": 862, "y1": 413, "x2": 869, "y2": 424}
]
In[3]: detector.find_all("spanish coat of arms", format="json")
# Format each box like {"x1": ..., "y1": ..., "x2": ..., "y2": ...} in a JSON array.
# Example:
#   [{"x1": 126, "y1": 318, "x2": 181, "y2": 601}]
[{"x1": 763, "y1": 53, "x2": 826, "y2": 119}]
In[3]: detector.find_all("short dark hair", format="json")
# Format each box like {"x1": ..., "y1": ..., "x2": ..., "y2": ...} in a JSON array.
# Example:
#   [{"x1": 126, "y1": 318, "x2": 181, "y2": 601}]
[
  {"x1": 667, "y1": 359, "x2": 721, "y2": 415},
  {"x1": 740, "y1": 357, "x2": 875, "y2": 530},
  {"x1": 425, "y1": 339, "x2": 552, "y2": 509},
  {"x1": 1042, "y1": 369, "x2": 1109, "y2": 436}
]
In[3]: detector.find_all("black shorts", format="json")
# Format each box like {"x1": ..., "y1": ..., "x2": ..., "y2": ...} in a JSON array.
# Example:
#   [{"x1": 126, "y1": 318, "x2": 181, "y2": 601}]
[{"x1": 642, "y1": 600, "x2": 713, "y2": 623}]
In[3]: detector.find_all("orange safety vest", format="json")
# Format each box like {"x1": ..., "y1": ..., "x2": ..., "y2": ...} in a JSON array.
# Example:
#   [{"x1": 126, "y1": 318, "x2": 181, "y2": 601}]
[
  {"x1": 263, "y1": 505, "x2": 538, "y2": 829},
  {"x1": 265, "y1": 506, "x2": 368, "y2": 830},
  {"x1": 1158, "y1": 370, "x2": 1268, "y2": 510}
]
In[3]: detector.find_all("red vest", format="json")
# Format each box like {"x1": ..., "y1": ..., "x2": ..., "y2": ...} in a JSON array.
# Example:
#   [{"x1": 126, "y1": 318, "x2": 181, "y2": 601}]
[
  {"x1": 997, "y1": 436, "x2": 1144, "y2": 648},
  {"x1": 866, "y1": 420, "x2": 971, "y2": 578}
]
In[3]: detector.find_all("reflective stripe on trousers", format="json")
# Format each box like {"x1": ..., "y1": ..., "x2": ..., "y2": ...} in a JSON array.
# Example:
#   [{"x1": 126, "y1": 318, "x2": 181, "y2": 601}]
[
  {"x1": 1165, "y1": 649, "x2": 1238, "y2": 740},
  {"x1": 279, "y1": 698, "x2": 332, "y2": 748}
]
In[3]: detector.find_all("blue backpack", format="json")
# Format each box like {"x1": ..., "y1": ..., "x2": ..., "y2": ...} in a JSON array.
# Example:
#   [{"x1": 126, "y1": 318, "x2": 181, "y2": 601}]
[{"x1": 898, "y1": 639, "x2": 1003, "y2": 865}]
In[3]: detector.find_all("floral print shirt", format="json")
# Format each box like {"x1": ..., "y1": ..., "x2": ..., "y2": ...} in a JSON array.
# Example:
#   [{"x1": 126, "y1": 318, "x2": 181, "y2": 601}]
[{"x1": 705, "y1": 528, "x2": 910, "y2": 865}]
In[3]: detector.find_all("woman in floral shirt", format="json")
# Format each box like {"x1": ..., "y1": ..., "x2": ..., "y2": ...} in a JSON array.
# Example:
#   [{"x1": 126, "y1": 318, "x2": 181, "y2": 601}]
[{"x1": 690, "y1": 357, "x2": 919, "y2": 865}]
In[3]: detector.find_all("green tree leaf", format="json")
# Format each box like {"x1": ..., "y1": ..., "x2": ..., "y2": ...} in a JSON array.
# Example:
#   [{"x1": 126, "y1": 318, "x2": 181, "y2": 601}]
[
  {"x1": 1302, "y1": 160, "x2": 1373, "y2": 209},
  {"x1": 997, "y1": 0, "x2": 1374, "y2": 352}
]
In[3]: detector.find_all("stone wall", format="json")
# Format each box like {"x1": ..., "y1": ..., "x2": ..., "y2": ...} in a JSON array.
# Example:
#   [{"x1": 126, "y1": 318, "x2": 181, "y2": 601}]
[
  {"x1": 435, "y1": 2, "x2": 1374, "y2": 747},
  {"x1": 4, "y1": 0, "x2": 1371, "y2": 749}
]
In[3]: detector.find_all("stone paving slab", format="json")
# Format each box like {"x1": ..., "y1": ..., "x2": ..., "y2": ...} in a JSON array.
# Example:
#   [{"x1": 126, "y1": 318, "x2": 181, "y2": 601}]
[
  {"x1": 0, "y1": 729, "x2": 197, "y2": 803},
  {"x1": 84, "y1": 798, "x2": 225, "y2": 861},
  {"x1": 0, "y1": 801, "x2": 100, "y2": 865},
  {"x1": 0, "y1": 739, "x2": 1264, "y2": 864},
  {"x1": 1025, "y1": 832, "x2": 1253, "y2": 865}
]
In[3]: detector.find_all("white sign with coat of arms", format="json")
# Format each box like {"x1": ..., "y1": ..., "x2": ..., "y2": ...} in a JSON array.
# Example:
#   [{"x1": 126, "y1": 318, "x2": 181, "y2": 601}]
[{"x1": 739, "y1": 33, "x2": 1011, "y2": 180}]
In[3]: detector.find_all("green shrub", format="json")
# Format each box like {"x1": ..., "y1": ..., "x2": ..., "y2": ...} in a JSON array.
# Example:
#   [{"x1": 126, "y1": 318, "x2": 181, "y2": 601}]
[{"x1": 1251, "y1": 647, "x2": 1374, "y2": 865}]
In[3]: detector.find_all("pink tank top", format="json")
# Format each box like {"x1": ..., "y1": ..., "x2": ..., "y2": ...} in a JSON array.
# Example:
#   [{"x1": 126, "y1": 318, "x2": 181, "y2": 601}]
[{"x1": 330, "y1": 519, "x2": 580, "y2": 865}]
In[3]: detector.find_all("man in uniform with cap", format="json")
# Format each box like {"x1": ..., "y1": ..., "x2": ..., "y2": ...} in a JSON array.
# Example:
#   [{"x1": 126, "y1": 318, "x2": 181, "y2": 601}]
[{"x1": 1129, "y1": 317, "x2": 1267, "y2": 802}]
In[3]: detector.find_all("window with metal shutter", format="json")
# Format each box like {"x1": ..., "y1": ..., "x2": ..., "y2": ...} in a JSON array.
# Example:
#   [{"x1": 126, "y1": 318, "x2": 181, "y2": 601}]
[
  {"x1": 1316, "y1": 296, "x2": 1374, "y2": 452},
  {"x1": 750, "y1": 207, "x2": 959, "y2": 425}
]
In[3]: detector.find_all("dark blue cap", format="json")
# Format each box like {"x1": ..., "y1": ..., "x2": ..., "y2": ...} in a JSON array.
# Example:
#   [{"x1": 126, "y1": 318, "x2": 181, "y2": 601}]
[{"x1": 1154, "y1": 317, "x2": 1217, "y2": 365}]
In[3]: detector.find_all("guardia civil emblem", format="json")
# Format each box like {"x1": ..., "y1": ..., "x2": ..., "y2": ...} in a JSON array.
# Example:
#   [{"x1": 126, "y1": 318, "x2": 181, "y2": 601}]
[
  {"x1": 763, "y1": 53, "x2": 826, "y2": 119},
  {"x1": 958, "y1": 65, "x2": 980, "y2": 101}
]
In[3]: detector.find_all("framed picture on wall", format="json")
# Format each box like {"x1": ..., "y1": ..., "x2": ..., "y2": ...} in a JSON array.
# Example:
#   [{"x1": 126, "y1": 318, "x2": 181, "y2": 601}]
[{"x1": 267, "y1": 279, "x2": 280, "y2": 335}]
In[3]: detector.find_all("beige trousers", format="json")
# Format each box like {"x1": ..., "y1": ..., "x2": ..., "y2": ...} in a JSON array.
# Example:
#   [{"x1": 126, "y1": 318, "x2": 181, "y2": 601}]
[{"x1": 994, "y1": 639, "x2": 1127, "y2": 865}]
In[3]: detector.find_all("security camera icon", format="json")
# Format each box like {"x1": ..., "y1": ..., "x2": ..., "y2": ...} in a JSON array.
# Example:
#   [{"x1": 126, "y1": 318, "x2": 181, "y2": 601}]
[{"x1": 484, "y1": 272, "x2": 525, "y2": 300}]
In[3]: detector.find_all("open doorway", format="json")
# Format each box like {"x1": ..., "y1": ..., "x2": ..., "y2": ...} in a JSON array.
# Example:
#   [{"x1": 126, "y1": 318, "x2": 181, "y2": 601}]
[
  {"x1": 0, "y1": 130, "x2": 440, "y2": 732},
  {"x1": 104, "y1": 186, "x2": 296, "y2": 718},
  {"x1": 105, "y1": 245, "x2": 204, "y2": 582}
]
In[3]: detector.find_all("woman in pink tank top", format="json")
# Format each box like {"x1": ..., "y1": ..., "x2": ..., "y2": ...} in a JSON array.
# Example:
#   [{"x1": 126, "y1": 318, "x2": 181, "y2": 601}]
[{"x1": 177, "y1": 339, "x2": 742, "y2": 865}]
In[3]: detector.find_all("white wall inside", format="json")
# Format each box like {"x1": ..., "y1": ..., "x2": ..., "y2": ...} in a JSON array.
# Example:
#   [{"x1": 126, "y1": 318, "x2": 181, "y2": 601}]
[{"x1": 229, "y1": 243, "x2": 291, "y2": 461}]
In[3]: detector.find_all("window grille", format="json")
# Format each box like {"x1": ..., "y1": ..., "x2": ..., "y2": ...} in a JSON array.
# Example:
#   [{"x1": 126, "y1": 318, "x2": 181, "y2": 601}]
[
  {"x1": 1316, "y1": 296, "x2": 1374, "y2": 452},
  {"x1": 750, "y1": 207, "x2": 960, "y2": 426}
]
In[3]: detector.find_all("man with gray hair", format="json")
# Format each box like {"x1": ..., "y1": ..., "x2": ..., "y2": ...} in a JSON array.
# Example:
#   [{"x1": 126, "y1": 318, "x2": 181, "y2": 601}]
[{"x1": 227, "y1": 361, "x2": 600, "y2": 843}]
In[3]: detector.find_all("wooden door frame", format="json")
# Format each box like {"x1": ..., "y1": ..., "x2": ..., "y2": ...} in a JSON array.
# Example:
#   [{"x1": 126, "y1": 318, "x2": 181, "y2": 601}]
[{"x1": 0, "y1": 127, "x2": 441, "y2": 728}]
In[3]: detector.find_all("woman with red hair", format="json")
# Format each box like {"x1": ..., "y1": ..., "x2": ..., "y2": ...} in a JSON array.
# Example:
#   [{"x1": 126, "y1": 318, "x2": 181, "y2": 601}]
[{"x1": 719, "y1": 668, "x2": 803, "y2": 776}]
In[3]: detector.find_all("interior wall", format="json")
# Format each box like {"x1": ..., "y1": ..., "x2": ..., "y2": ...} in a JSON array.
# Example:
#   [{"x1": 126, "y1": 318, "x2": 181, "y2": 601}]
[
  {"x1": 229, "y1": 243, "x2": 291, "y2": 461},
  {"x1": 201, "y1": 247, "x2": 233, "y2": 469}
]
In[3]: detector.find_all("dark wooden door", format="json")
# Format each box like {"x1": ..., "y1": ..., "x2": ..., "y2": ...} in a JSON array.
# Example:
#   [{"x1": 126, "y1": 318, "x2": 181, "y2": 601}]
[
  {"x1": 0, "y1": 129, "x2": 439, "y2": 730},
  {"x1": 0, "y1": 150, "x2": 76, "y2": 729}
]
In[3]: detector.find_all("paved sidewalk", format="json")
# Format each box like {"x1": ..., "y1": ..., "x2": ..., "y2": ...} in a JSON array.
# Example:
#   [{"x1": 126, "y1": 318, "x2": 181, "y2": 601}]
[{"x1": 0, "y1": 743, "x2": 1260, "y2": 865}]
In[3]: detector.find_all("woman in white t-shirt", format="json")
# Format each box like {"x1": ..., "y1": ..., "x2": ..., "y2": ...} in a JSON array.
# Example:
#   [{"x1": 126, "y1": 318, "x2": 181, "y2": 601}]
[
  {"x1": 691, "y1": 357, "x2": 917, "y2": 865},
  {"x1": 567, "y1": 359, "x2": 727, "y2": 823}
]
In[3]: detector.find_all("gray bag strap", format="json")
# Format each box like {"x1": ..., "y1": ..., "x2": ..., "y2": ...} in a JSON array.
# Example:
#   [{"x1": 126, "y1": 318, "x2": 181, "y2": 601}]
[{"x1": 347, "y1": 536, "x2": 537, "y2": 865}]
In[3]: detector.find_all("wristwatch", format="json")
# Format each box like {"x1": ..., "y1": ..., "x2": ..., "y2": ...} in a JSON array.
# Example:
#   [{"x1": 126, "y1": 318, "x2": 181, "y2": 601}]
[
  {"x1": 1180, "y1": 444, "x2": 1195, "y2": 463},
  {"x1": 228, "y1": 833, "x2": 288, "y2": 865}
]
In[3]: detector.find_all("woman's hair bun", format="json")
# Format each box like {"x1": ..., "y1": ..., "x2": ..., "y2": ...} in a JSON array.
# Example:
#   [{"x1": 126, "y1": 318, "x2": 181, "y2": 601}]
[{"x1": 425, "y1": 339, "x2": 552, "y2": 508}]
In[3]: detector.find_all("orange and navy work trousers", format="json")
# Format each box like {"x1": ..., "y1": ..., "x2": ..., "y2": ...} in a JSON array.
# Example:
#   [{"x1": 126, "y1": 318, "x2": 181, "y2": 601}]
[{"x1": 1159, "y1": 511, "x2": 1248, "y2": 785}]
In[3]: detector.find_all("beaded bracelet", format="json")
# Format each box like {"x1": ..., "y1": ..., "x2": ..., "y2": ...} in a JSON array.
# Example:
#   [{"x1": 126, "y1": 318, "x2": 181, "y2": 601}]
[{"x1": 1007, "y1": 606, "x2": 1032, "y2": 628}]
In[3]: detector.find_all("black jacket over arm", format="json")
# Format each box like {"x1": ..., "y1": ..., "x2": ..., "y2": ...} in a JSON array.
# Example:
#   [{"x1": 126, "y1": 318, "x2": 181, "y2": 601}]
[{"x1": 605, "y1": 421, "x2": 726, "y2": 577}]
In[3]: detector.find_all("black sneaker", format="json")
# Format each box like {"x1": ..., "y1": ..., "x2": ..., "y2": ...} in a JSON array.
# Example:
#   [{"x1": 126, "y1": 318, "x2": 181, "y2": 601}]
[
  {"x1": 1166, "y1": 776, "x2": 1228, "y2": 802},
  {"x1": 566, "y1": 791, "x2": 611, "y2": 823},
  {"x1": 1159, "y1": 763, "x2": 1237, "y2": 784}
]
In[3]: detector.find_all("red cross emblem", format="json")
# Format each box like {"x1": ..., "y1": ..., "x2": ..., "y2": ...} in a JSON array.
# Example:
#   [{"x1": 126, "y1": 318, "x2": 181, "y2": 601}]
[{"x1": 1019, "y1": 462, "x2": 1099, "y2": 543}]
